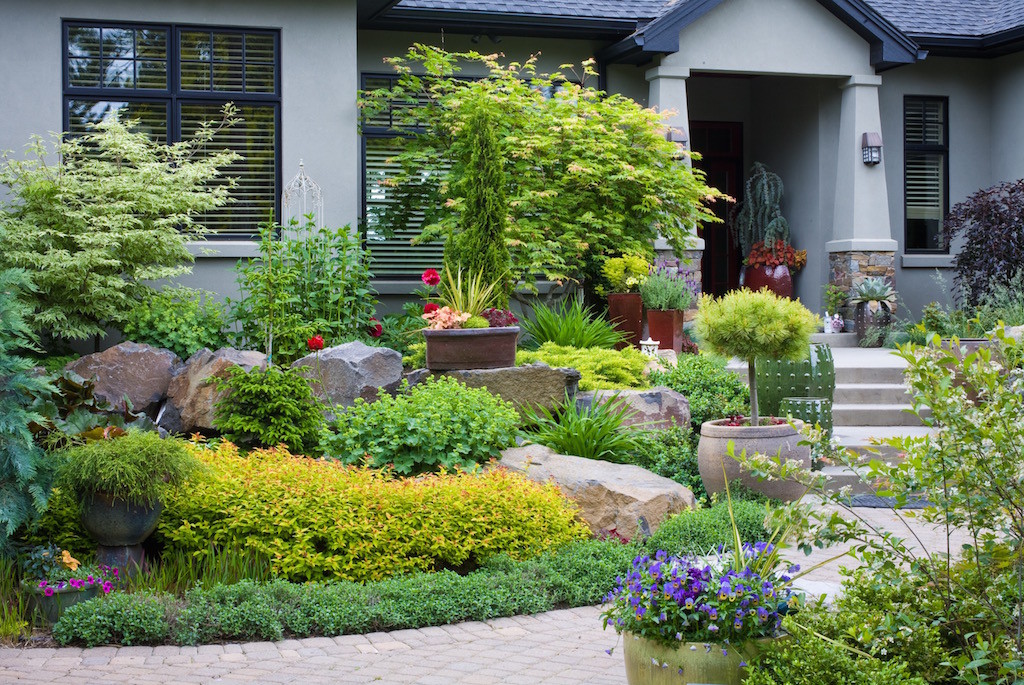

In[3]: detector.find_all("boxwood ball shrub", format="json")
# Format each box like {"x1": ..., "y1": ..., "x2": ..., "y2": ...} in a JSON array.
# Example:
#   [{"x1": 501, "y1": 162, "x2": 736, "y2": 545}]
[
  {"x1": 158, "y1": 442, "x2": 589, "y2": 582},
  {"x1": 516, "y1": 343, "x2": 648, "y2": 391},
  {"x1": 323, "y1": 376, "x2": 518, "y2": 475},
  {"x1": 648, "y1": 353, "x2": 749, "y2": 431}
]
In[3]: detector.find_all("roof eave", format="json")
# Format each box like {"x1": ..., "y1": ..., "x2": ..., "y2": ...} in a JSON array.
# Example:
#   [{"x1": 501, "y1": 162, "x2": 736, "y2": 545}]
[
  {"x1": 362, "y1": 7, "x2": 640, "y2": 40},
  {"x1": 911, "y1": 26, "x2": 1024, "y2": 58}
]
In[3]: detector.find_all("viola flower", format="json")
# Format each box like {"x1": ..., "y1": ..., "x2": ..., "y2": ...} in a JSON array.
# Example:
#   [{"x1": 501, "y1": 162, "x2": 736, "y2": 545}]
[
  {"x1": 421, "y1": 268, "x2": 441, "y2": 287},
  {"x1": 424, "y1": 302, "x2": 440, "y2": 315},
  {"x1": 368, "y1": 318, "x2": 383, "y2": 338},
  {"x1": 307, "y1": 334, "x2": 325, "y2": 351}
]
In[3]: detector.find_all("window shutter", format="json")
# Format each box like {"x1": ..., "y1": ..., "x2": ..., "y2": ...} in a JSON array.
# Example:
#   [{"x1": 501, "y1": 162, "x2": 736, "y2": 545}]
[
  {"x1": 904, "y1": 97, "x2": 948, "y2": 251},
  {"x1": 905, "y1": 153, "x2": 944, "y2": 222}
]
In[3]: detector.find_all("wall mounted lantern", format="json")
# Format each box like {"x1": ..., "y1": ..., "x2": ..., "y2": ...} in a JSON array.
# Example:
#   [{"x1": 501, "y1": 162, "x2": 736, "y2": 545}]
[{"x1": 861, "y1": 132, "x2": 883, "y2": 165}]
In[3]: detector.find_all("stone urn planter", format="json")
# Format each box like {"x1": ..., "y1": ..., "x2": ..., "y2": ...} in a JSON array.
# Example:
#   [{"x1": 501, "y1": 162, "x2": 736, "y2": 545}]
[
  {"x1": 742, "y1": 264, "x2": 793, "y2": 299},
  {"x1": 645, "y1": 309, "x2": 685, "y2": 354},
  {"x1": 622, "y1": 633, "x2": 767, "y2": 685},
  {"x1": 607, "y1": 293, "x2": 643, "y2": 349},
  {"x1": 422, "y1": 326, "x2": 519, "y2": 370},
  {"x1": 81, "y1": 492, "x2": 163, "y2": 571},
  {"x1": 755, "y1": 342, "x2": 835, "y2": 418},
  {"x1": 697, "y1": 418, "x2": 811, "y2": 501}
]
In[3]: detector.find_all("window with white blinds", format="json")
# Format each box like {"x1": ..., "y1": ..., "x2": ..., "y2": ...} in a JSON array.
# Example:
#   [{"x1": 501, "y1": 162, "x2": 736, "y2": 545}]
[
  {"x1": 63, "y1": 21, "x2": 280, "y2": 239},
  {"x1": 904, "y1": 97, "x2": 948, "y2": 252},
  {"x1": 361, "y1": 74, "x2": 444, "y2": 278}
]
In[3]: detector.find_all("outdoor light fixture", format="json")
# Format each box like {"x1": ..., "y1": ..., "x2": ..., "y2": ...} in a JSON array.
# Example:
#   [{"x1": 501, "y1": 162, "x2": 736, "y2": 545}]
[
  {"x1": 665, "y1": 129, "x2": 688, "y2": 145},
  {"x1": 640, "y1": 337, "x2": 660, "y2": 357},
  {"x1": 861, "y1": 132, "x2": 883, "y2": 165}
]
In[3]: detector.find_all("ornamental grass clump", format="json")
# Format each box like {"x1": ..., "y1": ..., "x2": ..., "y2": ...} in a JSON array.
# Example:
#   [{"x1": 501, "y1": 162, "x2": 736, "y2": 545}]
[{"x1": 695, "y1": 289, "x2": 817, "y2": 425}]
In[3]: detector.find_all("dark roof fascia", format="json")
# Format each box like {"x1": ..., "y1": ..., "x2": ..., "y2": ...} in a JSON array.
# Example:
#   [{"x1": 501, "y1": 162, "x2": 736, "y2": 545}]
[
  {"x1": 910, "y1": 26, "x2": 1024, "y2": 58},
  {"x1": 363, "y1": 8, "x2": 638, "y2": 40},
  {"x1": 358, "y1": 0, "x2": 405, "y2": 24},
  {"x1": 597, "y1": 0, "x2": 921, "y2": 69}
]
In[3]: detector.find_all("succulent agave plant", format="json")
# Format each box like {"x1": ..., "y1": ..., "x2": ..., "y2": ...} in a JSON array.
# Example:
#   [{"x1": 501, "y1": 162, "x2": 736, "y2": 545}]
[{"x1": 849, "y1": 277, "x2": 897, "y2": 312}]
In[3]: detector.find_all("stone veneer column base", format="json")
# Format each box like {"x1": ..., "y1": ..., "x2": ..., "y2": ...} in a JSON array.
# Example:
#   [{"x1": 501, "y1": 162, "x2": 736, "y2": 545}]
[
  {"x1": 828, "y1": 250, "x2": 896, "y2": 316},
  {"x1": 654, "y1": 246, "x2": 703, "y2": 324}
]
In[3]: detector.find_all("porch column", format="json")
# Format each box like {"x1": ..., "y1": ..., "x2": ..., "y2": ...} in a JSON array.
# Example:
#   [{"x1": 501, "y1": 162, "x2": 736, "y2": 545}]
[
  {"x1": 827, "y1": 75, "x2": 897, "y2": 298},
  {"x1": 646, "y1": 65, "x2": 704, "y2": 295}
]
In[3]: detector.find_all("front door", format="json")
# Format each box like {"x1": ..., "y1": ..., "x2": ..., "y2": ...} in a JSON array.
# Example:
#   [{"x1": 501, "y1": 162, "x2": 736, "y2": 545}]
[{"x1": 690, "y1": 121, "x2": 743, "y2": 296}]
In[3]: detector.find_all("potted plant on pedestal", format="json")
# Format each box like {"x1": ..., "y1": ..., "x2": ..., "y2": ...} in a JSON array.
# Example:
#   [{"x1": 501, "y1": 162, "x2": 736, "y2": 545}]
[
  {"x1": 849, "y1": 277, "x2": 897, "y2": 347},
  {"x1": 56, "y1": 430, "x2": 200, "y2": 573},
  {"x1": 602, "y1": 482, "x2": 803, "y2": 685},
  {"x1": 694, "y1": 288, "x2": 818, "y2": 501},
  {"x1": 19, "y1": 545, "x2": 117, "y2": 624},
  {"x1": 639, "y1": 265, "x2": 695, "y2": 354},
  {"x1": 732, "y1": 163, "x2": 805, "y2": 298},
  {"x1": 602, "y1": 253, "x2": 651, "y2": 349}
]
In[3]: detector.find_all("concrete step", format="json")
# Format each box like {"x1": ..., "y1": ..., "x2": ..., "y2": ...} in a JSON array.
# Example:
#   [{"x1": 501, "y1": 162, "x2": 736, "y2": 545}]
[
  {"x1": 811, "y1": 332, "x2": 858, "y2": 348},
  {"x1": 834, "y1": 382, "x2": 910, "y2": 404},
  {"x1": 833, "y1": 403, "x2": 926, "y2": 427},
  {"x1": 819, "y1": 466, "x2": 879, "y2": 495},
  {"x1": 834, "y1": 365, "x2": 905, "y2": 385},
  {"x1": 832, "y1": 425, "x2": 932, "y2": 462}
]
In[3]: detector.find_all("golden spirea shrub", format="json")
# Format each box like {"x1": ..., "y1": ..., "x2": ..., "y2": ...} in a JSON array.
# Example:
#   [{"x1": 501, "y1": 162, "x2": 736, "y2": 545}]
[{"x1": 158, "y1": 442, "x2": 590, "y2": 582}]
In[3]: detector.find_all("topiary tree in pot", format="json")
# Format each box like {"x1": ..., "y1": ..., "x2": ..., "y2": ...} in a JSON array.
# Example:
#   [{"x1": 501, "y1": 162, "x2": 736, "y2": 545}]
[{"x1": 694, "y1": 288, "x2": 818, "y2": 500}]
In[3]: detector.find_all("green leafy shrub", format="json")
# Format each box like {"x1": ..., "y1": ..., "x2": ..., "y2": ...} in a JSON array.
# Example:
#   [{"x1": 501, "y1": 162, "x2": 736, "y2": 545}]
[
  {"x1": 624, "y1": 426, "x2": 705, "y2": 502},
  {"x1": 157, "y1": 442, "x2": 589, "y2": 582},
  {"x1": 53, "y1": 590, "x2": 171, "y2": 647},
  {"x1": 517, "y1": 343, "x2": 648, "y2": 391},
  {"x1": 645, "y1": 500, "x2": 768, "y2": 555},
  {"x1": 121, "y1": 287, "x2": 229, "y2": 360},
  {"x1": 521, "y1": 299, "x2": 625, "y2": 349},
  {"x1": 602, "y1": 254, "x2": 651, "y2": 294},
  {"x1": 649, "y1": 354, "x2": 749, "y2": 431},
  {"x1": 521, "y1": 394, "x2": 639, "y2": 462},
  {"x1": 229, "y1": 218, "x2": 376, "y2": 365},
  {"x1": 213, "y1": 365, "x2": 325, "y2": 455},
  {"x1": 0, "y1": 108, "x2": 238, "y2": 343},
  {"x1": 0, "y1": 267, "x2": 56, "y2": 553},
  {"x1": 323, "y1": 376, "x2": 518, "y2": 475},
  {"x1": 403, "y1": 341, "x2": 426, "y2": 369},
  {"x1": 56, "y1": 431, "x2": 200, "y2": 506}
]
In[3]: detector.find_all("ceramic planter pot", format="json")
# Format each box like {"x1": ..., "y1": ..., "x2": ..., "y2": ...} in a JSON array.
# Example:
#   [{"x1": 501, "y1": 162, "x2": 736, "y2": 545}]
[
  {"x1": 697, "y1": 419, "x2": 811, "y2": 501},
  {"x1": 21, "y1": 581, "x2": 100, "y2": 625},
  {"x1": 779, "y1": 396, "x2": 833, "y2": 437},
  {"x1": 622, "y1": 633, "x2": 767, "y2": 685},
  {"x1": 607, "y1": 293, "x2": 643, "y2": 349},
  {"x1": 742, "y1": 264, "x2": 793, "y2": 299},
  {"x1": 646, "y1": 309, "x2": 685, "y2": 354},
  {"x1": 755, "y1": 343, "x2": 835, "y2": 418},
  {"x1": 422, "y1": 326, "x2": 519, "y2": 370},
  {"x1": 854, "y1": 302, "x2": 892, "y2": 346},
  {"x1": 80, "y1": 492, "x2": 162, "y2": 547}
]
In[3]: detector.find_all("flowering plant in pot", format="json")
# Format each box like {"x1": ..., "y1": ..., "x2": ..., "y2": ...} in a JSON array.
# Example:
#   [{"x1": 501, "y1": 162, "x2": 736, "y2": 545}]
[
  {"x1": 732, "y1": 164, "x2": 801, "y2": 298},
  {"x1": 603, "y1": 478, "x2": 803, "y2": 685},
  {"x1": 19, "y1": 545, "x2": 118, "y2": 624},
  {"x1": 639, "y1": 265, "x2": 696, "y2": 354},
  {"x1": 602, "y1": 253, "x2": 651, "y2": 349},
  {"x1": 693, "y1": 288, "x2": 818, "y2": 501}
]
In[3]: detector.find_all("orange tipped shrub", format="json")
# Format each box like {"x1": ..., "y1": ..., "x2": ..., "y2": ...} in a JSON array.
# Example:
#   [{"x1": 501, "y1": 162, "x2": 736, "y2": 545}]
[{"x1": 156, "y1": 442, "x2": 589, "y2": 582}]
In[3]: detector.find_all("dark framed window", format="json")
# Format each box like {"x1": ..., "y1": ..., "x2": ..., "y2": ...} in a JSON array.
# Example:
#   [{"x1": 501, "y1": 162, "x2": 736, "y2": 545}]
[
  {"x1": 904, "y1": 96, "x2": 948, "y2": 253},
  {"x1": 63, "y1": 21, "x2": 281, "y2": 238}
]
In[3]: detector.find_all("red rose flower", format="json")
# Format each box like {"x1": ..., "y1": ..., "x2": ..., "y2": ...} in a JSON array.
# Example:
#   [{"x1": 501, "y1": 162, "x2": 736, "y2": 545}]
[
  {"x1": 369, "y1": 317, "x2": 383, "y2": 338},
  {"x1": 307, "y1": 335, "x2": 325, "y2": 351},
  {"x1": 424, "y1": 302, "x2": 440, "y2": 315},
  {"x1": 421, "y1": 268, "x2": 441, "y2": 287}
]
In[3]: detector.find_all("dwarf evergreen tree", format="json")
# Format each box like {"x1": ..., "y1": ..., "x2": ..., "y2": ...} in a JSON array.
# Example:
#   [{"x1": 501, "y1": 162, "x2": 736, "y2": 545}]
[{"x1": 443, "y1": 102, "x2": 512, "y2": 308}]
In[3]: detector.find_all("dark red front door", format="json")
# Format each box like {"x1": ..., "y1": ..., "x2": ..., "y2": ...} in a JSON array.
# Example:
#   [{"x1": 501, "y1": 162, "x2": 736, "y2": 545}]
[{"x1": 690, "y1": 121, "x2": 743, "y2": 296}]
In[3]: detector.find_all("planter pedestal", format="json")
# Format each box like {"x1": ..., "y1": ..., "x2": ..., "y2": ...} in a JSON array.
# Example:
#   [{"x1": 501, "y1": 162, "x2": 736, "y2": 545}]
[
  {"x1": 697, "y1": 418, "x2": 811, "y2": 501},
  {"x1": 80, "y1": 493, "x2": 162, "y2": 578},
  {"x1": 607, "y1": 293, "x2": 643, "y2": 349}
]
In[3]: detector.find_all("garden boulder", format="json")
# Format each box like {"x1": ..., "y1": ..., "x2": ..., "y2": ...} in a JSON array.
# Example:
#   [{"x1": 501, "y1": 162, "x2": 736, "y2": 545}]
[
  {"x1": 406, "y1": 362, "x2": 581, "y2": 413},
  {"x1": 291, "y1": 341, "x2": 402, "y2": 409},
  {"x1": 163, "y1": 347, "x2": 268, "y2": 433},
  {"x1": 497, "y1": 444, "x2": 695, "y2": 540},
  {"x1": 575, "y1": 386, "x2": 691, "y2": 430},
  {"x1": 66, "y1": 341, "x2": 181, "y2": 416}
]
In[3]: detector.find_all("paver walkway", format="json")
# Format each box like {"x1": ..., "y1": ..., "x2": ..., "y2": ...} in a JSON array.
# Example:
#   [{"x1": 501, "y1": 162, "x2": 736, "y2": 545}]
[{"x1": 0, "y1": 505, "x2": 968, "y2": 684}]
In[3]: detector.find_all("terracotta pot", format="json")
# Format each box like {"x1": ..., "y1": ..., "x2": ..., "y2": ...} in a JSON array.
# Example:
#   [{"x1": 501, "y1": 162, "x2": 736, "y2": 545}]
[
  {"x1": 622, "y1": 632, "x2": 768, "y2": 685},
  {"x1": 80, "y1": 492, "x2": 162, "y2": 547},
  {"x1": 21, "y1": 581, "x2": 100, "y2": 626},
  {"x1": 422, "y1": 326, "x2": 519, "y2": 370},
  {"x1": 854, "y1": 302, "x2": 892, "y2": 346},
  {"x1": 697, "y1": 419, "x2": 811, "y2": 501},
  {"x1": 742, "y1": 264, "x2": 793, "y2": 299},
  {"x1": 607, "y1": 293, "x2": 643, "y2": 349},
  {"x1": 646, "y1": 309, "x2": 685, "y2": 354}
]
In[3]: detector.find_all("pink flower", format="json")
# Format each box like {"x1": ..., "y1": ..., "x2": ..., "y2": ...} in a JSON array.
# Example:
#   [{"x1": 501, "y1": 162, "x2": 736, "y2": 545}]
[
  {"x1": 87, "y1": 576, "x2": 94, "y2": 583},
  {"x1": 38, "y1": 581, "x2": 47, "y2": 588},
  {"x1": 43, "y1": 587, "x2": 54, "y2": 597},
  {"x1": 368, "y1": 317, "x2": 383, "y2": 338},
  {"x1": 424, "y1": 302, "x2": 440, "y2": 315},
  {"x1": 307, "y1": 334, "x2": 325, "y2": 351},
  {"x1": 101, "y1": 581, "x2": 113, "y2": 595},
  {"x1": 421, "y1": 269, "x2": 441, "y2": 287}
]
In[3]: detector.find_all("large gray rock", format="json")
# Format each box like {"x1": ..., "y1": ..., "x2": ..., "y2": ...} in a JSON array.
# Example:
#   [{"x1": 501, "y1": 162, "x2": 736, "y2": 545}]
[
  {"x1": 164, "y1": 347, "x2": 268, "y2": 433},
  {"x1": 292, "y1": 341, "x2": 403, "y2": 409},
  {"x1": 497, "y1": 444, "x2": 696, "y2": 540},
  {"x1": 576, "y1": 386, "x2": 691, "y2": 430},
  {"x1": 67, "y1": 342, "x2": 181, "y2": 415},
  {"x1": 406, "y1": 363, "x2": 581, "y2": 413}
]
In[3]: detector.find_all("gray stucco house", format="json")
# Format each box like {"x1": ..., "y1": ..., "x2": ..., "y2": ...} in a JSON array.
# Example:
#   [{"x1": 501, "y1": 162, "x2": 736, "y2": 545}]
[{"x1": 2, "y1": 0, "x2": 1023, "y2": 316}]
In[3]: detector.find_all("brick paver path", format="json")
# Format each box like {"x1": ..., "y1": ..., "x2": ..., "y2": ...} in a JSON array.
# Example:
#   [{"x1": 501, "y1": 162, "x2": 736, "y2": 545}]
[{"x1": 0, "y1": 505, "x2": 969, "y2": 684}]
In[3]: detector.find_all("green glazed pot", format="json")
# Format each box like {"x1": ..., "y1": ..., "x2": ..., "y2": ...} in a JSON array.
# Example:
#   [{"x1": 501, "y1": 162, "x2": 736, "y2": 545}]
[
  {"x1": 622, "y1": 633, "x2": 768, "y2": 685},
  {"x1": 22, "y1": 581, "x2": 100, "y2": 626},
  {"x1": 755, "y1": 343, "x2": 835, "y2": 418},
  {"x1": 779, "y1": 396, "x2": 833, "y2": 436}
]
